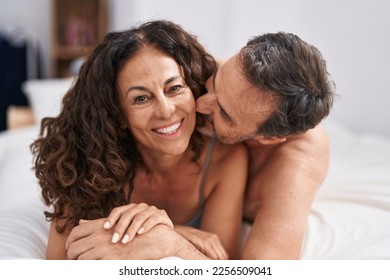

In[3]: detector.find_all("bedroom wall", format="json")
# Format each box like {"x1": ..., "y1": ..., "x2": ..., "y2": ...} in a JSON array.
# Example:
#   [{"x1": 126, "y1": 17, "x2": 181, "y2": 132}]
[{"x1": 1, "y1": 0, "x2": 389, "y2": 138}]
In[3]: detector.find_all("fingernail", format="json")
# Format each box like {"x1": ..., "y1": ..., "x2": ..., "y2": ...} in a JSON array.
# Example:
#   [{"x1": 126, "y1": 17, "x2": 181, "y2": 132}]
[
  {"x1": 112, "y1": 232, "x2": 119, "y2": 243},
  {"x1": 103, "y1": 221, "x2": 110, "y2": 229},
  {"x1": 137, "y1": 227, "x2": 144, "y2": 234},
  {"x1": 121, "y1": 234, "x2": 129, "y2": 244}
]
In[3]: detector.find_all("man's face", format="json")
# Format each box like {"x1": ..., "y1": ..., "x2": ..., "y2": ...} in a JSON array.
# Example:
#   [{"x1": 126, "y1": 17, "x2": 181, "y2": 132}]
[{"x1": 196, "y1": 54, "x2": 275, "y2": 144}]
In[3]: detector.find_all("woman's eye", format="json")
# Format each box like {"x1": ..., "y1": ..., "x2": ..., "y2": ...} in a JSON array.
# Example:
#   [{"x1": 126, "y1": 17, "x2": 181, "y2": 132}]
[
  {"x1": 168, "y1": 84, "x2": 184, "y2": 94},
  {"x1": 133, "y1": 95, "x2": 149, "y2": 104}
]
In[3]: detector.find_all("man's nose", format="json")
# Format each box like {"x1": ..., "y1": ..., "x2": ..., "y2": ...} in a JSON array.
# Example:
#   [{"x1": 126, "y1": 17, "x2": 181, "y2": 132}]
[{"x1": 196, "y1": 92, "x2": 216, "y2": 115}]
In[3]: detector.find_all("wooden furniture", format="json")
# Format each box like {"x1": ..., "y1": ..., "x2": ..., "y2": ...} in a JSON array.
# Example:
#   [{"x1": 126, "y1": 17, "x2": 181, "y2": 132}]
[
  {"x1": 51, "y1": 0, "x2": 108, "y2": 77},
  {"x1": 6, "y1": 106, "x2": 35, "y2": 130}
]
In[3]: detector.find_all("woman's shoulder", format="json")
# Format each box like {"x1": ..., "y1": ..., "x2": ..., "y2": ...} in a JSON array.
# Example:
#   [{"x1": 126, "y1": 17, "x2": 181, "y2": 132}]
[
  {"x1": 203, "y1": 136, "x2": 248, "y2": 164},
  {"x1": 199, "y1": 136, "x2": 248, "y2": 194}
]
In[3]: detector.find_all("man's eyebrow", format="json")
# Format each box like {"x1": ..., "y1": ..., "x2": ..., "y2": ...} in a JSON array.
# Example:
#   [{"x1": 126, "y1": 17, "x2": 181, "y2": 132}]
[
  {"x1": 217, "y1": 100, "x2": 235, "y2": 124},
  {"x1": 212, "y1": 68, "x2": 218, "y2": 91},
  {"x1": 213, "y1": 67, "x2": 235, "y2": 124}
]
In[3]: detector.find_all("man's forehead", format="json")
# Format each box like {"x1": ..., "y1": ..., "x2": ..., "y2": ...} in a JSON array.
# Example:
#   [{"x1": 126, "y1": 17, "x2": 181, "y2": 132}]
[
  {"x1": 215, "y1": 68, "x2": 256, "y2": 126},
  {"x1": 216, "y1": 55, "x2": 276, "y2": 124},
  {"x1": 215, "y1": 55, "x2": 241, "y2": 95},
  {"x1": 219, "y1": 55, "x2": 239, "y2": 79}
]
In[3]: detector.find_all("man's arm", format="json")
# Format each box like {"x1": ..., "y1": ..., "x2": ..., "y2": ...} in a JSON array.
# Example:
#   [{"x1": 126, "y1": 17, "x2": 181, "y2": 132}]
[
  {"x1": 66, "y1": 218, "x2": 210, "y2": 260},
  {"x1": 242, "y1": 124, "x2": 329, "y2": 259}
]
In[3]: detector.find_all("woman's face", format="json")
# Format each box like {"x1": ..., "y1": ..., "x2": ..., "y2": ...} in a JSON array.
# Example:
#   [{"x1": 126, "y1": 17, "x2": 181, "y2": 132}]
[{"x1": 117, "y1": 46, "x2": 196, "y2": 156}]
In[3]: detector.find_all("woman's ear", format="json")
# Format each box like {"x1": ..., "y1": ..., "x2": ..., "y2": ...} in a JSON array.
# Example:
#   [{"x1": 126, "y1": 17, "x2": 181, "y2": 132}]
[{"x1": 253, "y1": 135, "x2": 287, "y2": 145}]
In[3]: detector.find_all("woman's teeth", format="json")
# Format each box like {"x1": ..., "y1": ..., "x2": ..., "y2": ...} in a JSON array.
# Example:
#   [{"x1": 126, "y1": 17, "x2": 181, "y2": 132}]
[{"x1": 155, "y1": 122, "x2": 181, "y2": 135}]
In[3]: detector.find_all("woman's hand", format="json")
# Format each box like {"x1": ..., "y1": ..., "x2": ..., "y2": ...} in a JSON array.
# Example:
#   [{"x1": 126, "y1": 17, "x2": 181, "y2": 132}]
[
  {"x1": 66, "y1": 220, "x2": 190, "y2": 260},
  {"x1": 175, "y1": 225, "x2": 228, "y2": 260},
  {"x1": 103, "y1": 203, "x2": 174, "y2": 244}
]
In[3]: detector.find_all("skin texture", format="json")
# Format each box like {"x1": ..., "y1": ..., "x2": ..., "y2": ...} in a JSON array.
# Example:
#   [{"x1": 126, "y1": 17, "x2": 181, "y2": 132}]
[
  {"x1": 47, "y1": 46, "x2": 248, "y2": 260},
  {"x1": 196, "y1": 55, "x2": 330, "y2": 259}
]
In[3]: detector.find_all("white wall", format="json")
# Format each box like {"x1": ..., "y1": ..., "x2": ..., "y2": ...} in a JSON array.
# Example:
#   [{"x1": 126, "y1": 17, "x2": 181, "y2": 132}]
[
  {"x1": 110, "y1": 0, "x2": 232, "y2": 57},
  {"x1": 1, "y1": 0, "x2": 389, "y2": 137}
]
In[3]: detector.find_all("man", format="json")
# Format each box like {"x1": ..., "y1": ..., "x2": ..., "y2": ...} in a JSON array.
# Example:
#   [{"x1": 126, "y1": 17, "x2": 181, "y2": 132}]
[
  {"x1": 195, "y1": 32, "x2": 334, "y2": 259},
  {"x1": 66, "y1": 32, "x2": 335, "y2": 260}
]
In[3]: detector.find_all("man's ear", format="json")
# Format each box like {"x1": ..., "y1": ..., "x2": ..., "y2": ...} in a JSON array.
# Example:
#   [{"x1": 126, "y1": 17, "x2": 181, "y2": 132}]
[{"x1": 253, "y1": 135, "x2": 287, "y2": 145}]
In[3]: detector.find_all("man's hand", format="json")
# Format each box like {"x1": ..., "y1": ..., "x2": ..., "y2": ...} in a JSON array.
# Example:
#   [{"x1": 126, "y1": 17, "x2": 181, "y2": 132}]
[{"x1": 175, "y1": 225, "x2": 228, "y2": 260}]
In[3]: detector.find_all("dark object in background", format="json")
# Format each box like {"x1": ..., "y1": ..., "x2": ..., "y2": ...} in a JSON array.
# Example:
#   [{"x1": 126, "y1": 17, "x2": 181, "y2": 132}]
[{"x1": 0, "y1": 31, "x2": 42, "y2": 131}]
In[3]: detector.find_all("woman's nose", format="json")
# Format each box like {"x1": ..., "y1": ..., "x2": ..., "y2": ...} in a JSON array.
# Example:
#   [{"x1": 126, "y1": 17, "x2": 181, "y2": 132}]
[{"x1": 155, "y1": 97, "x2": 175, "y2": 119}]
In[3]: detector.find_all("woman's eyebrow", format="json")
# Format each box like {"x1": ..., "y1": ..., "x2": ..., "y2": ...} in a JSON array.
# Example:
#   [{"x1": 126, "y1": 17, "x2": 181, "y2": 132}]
[
  {"x1": 126, "y1": 86, "x2": 149, "y2": 98},
  {"x1": 164, "y1": 75, "x2": 183, "y2": 86},
  {"x1": 125, "y1": 75, "x2": 185, "y2": 97}
]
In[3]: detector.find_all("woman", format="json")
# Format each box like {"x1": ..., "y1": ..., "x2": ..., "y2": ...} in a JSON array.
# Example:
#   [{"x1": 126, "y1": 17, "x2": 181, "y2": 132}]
[{"x1": 31, "y1": 20, "x2": 247, "y2": 260}]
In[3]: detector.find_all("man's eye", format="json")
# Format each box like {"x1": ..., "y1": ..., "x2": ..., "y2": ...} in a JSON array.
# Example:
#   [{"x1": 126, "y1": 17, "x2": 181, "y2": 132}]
[
  {"x1": 218, "y1": 103, "x2": 234, "y2": 124},
  {"x1": 220, "y1": 109, "x2": 230, "y2": 121}
]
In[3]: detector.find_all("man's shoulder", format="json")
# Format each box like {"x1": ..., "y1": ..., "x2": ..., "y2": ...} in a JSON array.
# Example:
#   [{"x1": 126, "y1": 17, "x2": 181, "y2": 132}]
[
  {"x1": 242, "y1": 126, "x2": 324, "y2": 151},
  {"x1": 246, "y1": 124, "x2": 329, "y2": 162},
  {"x1": 286, "y1": 124, "x2": 328, "y2": 148}
]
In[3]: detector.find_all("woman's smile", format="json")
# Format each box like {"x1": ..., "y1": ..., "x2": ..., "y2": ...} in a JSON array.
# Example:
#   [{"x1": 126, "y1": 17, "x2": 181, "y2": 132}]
[{"x1": 152, "y1": 119, "x2": 184, "y2": 137}]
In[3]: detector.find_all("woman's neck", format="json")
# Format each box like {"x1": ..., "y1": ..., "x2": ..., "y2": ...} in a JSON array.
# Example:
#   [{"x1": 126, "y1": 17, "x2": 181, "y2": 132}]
[{"x1": 138, "y1": 146, "x2": 194, "y2": 174}]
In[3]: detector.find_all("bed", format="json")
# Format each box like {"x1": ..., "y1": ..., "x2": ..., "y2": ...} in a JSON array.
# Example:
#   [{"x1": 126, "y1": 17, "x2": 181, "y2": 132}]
[{"x1": 1, "y1": 80, "x2": 390, "y2": 260}]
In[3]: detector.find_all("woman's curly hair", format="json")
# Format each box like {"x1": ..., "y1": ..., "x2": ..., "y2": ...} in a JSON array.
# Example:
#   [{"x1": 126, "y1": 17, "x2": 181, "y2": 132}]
[{"x1": 30, "y1": 20, "x2": 216, "y2": 232}]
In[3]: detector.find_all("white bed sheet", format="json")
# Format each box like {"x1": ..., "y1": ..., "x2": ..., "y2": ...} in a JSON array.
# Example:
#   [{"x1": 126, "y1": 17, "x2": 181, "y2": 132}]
[
  {"x1": 0, "y1": 125, "x2": 47, "y2": 259},
  {"x1": 1, "y1": 120, "x2": 390, "y2": 260},
  {"x1": 302, "y1": 120, "x2": 390, "y2": 259}
]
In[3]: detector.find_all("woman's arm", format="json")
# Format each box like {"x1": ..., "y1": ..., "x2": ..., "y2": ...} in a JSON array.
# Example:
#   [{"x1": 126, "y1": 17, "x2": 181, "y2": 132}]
[
  {"x1": 200, "y1": 142, "x2": 248, "y2": 259},
  {"x1": 46, "y1": 220, "x2": 72, "y2": 259}
]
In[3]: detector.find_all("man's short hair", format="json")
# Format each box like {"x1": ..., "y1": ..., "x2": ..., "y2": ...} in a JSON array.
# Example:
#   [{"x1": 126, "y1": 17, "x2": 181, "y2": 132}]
[{"x1": 239, "y1": 32, "x2": 335, "y2": 137}]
